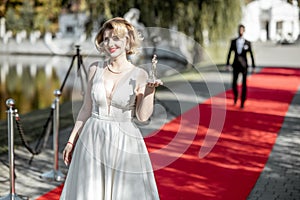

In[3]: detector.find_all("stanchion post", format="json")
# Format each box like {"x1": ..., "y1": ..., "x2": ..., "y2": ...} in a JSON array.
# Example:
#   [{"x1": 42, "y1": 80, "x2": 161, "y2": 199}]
[
  {"x1": 0, "y1": 99, "x2": 23, "y2": 200},
  {"x1": 40, "y1": 89, "x2": 65, "y2": 182},
  {"x1": 53, "y1": 89, "x2": 60, "y2": 173}
]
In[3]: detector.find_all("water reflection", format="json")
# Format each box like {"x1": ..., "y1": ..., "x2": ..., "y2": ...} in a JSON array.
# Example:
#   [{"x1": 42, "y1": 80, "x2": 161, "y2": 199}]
[{"x1": 0, "y1": 54, "x2": 87, "y2": 120}]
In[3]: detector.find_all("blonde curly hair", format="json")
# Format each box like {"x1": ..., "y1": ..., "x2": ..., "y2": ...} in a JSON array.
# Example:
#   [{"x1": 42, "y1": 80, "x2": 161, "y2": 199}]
[{"x1": 95, "y1": 17, "x2": 140, "y2": 55}]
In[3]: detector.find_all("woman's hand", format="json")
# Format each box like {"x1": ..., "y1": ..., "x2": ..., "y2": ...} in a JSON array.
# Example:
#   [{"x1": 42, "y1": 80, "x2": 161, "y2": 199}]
[
  {"x1": 147, "y1": 79, "x2": 163, "y2": 87},
  {"x1": 145, "y1": 79, "x2": 163, "y2": 94},
  {"x1": 63, "y1": 142, "x2": 74, "y2": 166}
]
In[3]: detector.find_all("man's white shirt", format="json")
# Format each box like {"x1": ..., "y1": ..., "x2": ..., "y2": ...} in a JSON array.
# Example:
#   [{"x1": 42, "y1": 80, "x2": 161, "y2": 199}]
[{"x1": 236, "y1": 37, "x2": 245, "y2": 54}]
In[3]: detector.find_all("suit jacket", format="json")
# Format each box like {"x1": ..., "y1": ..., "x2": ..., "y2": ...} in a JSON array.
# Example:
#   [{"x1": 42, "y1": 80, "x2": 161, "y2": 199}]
[{"x1": 226, "y1": 37, "x2": 255, "y2": 71}]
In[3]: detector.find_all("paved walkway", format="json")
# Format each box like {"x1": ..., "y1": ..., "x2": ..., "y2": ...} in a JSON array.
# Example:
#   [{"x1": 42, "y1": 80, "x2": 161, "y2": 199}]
[
  {"x1": 249, "y1": 41, "x2": 300, "y2": 200},
  {"x1": 0, "y1": 41, "x2": 300, "y2": 199},
  {"x1": 247, "y1": 88, "x2": 300, "y2": 200}
]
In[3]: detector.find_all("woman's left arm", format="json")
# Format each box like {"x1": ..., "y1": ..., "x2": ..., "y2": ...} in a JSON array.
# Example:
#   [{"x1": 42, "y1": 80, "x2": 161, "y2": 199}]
[{"x1": 135, "y1": 69, "x2": 162, "y2": 122}]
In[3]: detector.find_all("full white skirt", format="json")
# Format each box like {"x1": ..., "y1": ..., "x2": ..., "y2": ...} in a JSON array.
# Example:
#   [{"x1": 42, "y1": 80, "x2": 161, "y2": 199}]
[{"x1": 60, "y1": 116, "x2": 160, "y2": 200}]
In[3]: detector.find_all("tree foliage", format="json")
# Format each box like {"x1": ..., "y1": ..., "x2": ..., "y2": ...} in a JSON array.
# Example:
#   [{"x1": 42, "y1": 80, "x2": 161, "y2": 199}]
[
  {"x1": 110, "y1": 0, "x2": 242, "y2": 45},
  {"x1": 83, "y1": 0, "x2": 243, "y2": 45},
  {"x1": 1, "y1": 0, "x2": 244, "y2": 44},
  {"x1": 19, "y1": 0, "x2": 34, "y2": 33},
  {"x1": 2, "y1": 0, "x2": 63, "y2": 34}
]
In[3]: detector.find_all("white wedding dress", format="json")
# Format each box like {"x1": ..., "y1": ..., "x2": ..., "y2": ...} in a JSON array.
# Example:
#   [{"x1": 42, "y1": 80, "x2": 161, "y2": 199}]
[{"x1": 60, "y1": 63, "x2": 160, "y2": 200}]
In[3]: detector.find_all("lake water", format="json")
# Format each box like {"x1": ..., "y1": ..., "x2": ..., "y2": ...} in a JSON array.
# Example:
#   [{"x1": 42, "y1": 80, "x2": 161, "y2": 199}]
[{"x1": 0, "y1": 54, "x2": 94, "y2": 120}]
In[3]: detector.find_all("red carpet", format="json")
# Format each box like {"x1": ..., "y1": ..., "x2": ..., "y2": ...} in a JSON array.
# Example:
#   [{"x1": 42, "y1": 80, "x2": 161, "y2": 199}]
[{"x1": 36, "y1": 67, "x2": 300, "y2": 200}]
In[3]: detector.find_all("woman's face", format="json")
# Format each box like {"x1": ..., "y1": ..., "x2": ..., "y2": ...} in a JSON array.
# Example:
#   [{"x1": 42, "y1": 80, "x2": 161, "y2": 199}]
[{"x1": 102, "y1": 29, "x2": 128, "y2": 59}]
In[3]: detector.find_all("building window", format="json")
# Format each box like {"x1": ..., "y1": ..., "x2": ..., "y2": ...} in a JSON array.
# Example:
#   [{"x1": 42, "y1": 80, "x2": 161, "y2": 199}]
[{"x1": 66, "y1": 26, "x2": 74, "y2": 34}]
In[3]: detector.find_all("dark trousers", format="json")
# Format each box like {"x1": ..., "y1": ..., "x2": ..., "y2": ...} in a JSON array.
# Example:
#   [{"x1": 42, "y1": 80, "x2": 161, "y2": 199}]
[{"x1": 232, "y1": 69, "x2": 247, "y2": 106}]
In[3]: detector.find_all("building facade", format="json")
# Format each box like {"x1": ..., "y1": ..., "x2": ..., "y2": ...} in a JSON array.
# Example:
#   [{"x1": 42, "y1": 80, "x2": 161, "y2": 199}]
[{"x1": 242, "y1": 0, "x2": 299, "y2": 43}]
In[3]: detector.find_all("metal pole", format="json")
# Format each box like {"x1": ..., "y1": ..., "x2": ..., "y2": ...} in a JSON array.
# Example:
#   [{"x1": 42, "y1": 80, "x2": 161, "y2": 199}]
[
  {"x1": 76, "y1": 45, "x2": 80, "y2": 72},
  {"x1": 40, "y1": 89, "x2": 65, "y2": 182},
  {"x1": 0, "y1": 99, "x2": 23, "y2": 200},
  {"x1": 53, "y1": 89, "x2": 61, "y2": 173}
]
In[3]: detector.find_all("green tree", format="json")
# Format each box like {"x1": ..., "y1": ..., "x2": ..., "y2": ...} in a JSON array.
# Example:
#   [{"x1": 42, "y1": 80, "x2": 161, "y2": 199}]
[
  {"x1": 20, "y1": 0, "x2": 34, "y2": 33},
  {"x1": 5, "y1": 7, "x2": 21, "y2": 33},
  {"x1": 3, "y1": 0, "x2": 244, "y2": 44},
  {"x1": 140, "y1": 0, "x2": 241, "y2": 45},
  {"x1": 0, "y1": 0, "x2": 8, "y2": 17},
  {"x1": 3, "y1": 0, "x2": 62, "y2": 34},
  {"x1": 33, "y1": 0, "x2": 61, "y2": 33}
]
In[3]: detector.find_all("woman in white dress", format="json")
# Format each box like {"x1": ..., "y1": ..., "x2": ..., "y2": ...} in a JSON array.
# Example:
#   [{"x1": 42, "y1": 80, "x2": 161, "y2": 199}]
[{"x1": 60, "y1": 17, "x2": 161, "y2": 200}]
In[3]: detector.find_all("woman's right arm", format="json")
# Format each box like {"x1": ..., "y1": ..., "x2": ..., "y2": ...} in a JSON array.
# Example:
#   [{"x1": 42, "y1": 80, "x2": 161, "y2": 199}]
[{"x1": 63, "y1": 63, "x2": 97, "y2": 165}]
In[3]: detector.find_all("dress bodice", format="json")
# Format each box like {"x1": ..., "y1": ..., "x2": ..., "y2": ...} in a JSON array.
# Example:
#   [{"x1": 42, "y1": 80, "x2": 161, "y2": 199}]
[{"x1": 91, "y1": 62, "x2": 144, "y2": 121}]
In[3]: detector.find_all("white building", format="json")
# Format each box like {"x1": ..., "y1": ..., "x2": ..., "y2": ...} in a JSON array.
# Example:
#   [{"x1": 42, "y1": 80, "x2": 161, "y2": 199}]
[
  {"x1": 57, "y1": 12, "x2": 88, "y2": 38},
  {"x1": 242, "y1": 0, "x2": 299, "y2": 43}
]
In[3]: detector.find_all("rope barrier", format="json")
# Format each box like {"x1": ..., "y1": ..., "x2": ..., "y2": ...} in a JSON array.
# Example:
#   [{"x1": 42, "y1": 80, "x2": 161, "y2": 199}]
[{"x1": 14, "y1": 108, "x2": 53, "y2": 165}]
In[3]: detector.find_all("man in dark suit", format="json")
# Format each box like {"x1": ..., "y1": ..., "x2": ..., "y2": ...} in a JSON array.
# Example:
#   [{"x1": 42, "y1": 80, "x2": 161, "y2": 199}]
[{"x1": 226, "y1": 24, "x2": 255, "y2": 108}]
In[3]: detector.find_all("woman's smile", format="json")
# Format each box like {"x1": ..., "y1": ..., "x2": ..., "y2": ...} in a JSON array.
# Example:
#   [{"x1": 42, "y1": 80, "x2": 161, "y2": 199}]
[{"x1": 109, "y1": 48, "x2": 117, "y2": 53}]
